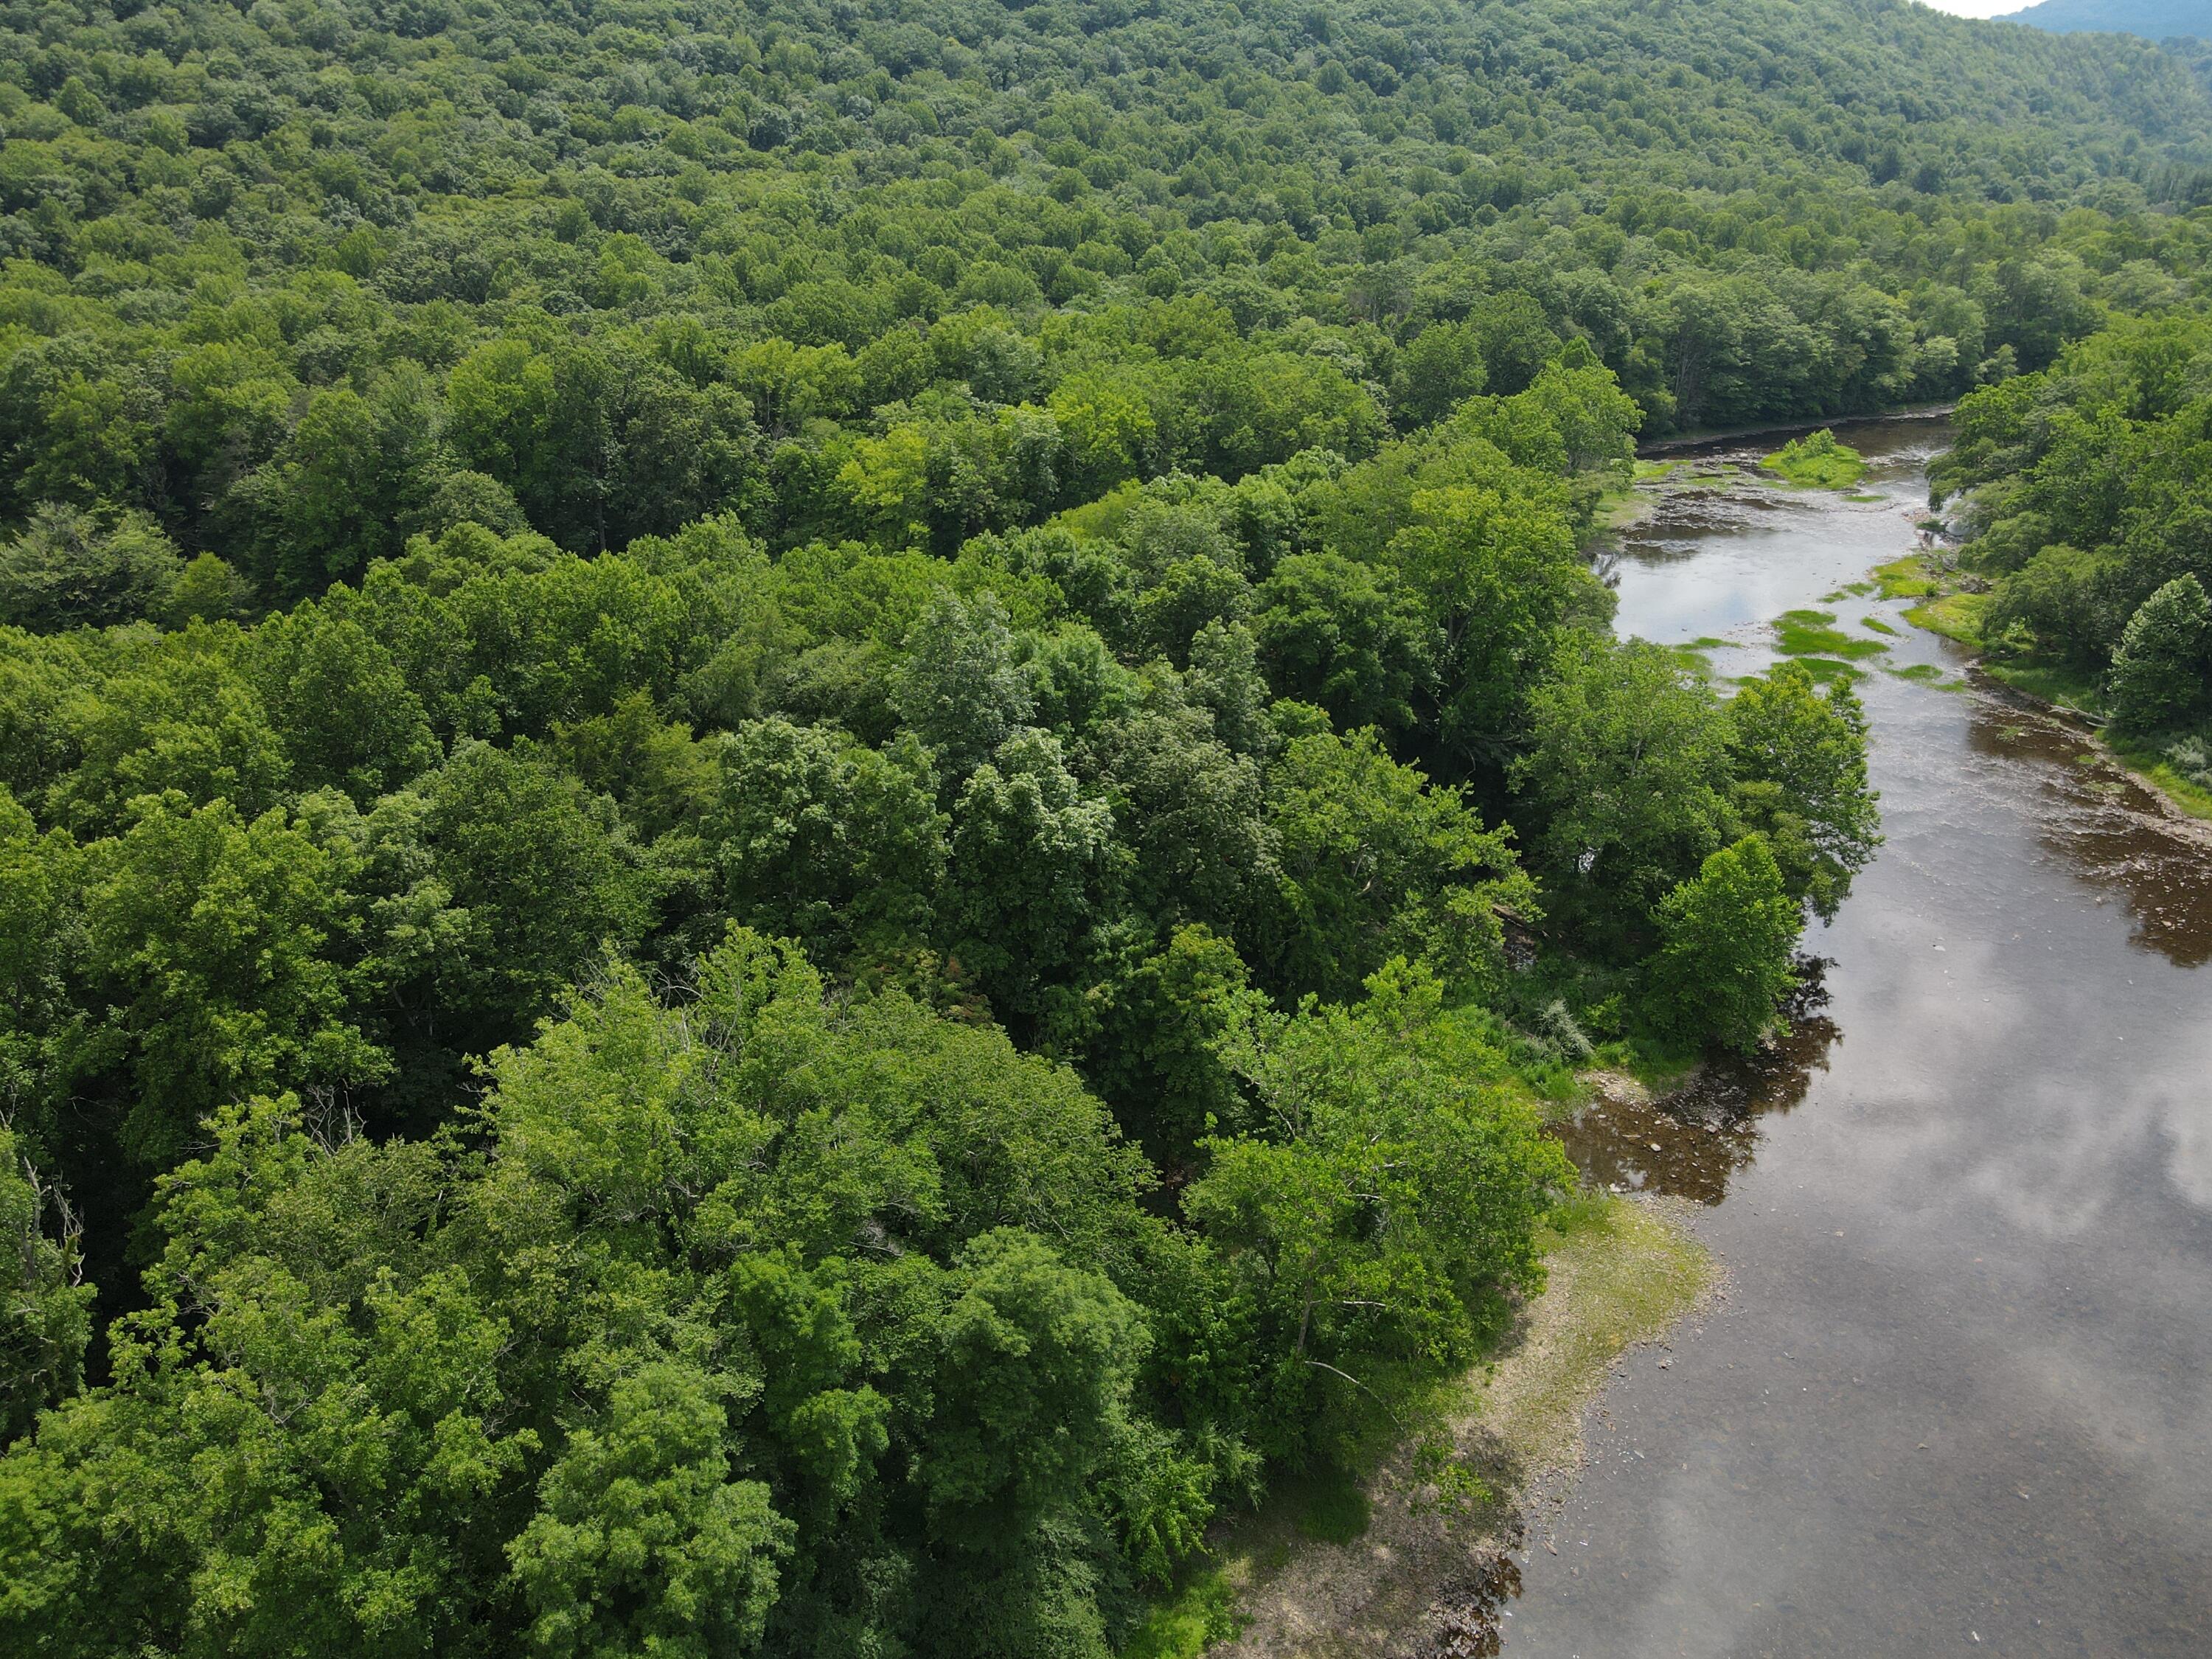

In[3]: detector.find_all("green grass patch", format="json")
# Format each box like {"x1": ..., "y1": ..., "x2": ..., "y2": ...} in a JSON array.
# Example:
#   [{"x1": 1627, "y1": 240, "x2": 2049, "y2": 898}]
[
  {"x1": 1632, "y1": 459, "x2": 1680, "y2": 483},
  {"x1": 1773, "y1": 608, "x2": 1889, "y2": 658},
  {"x1": 1858, "y1": 614, "x2": 1899, "y2": 635},
  {"x1": 1760, "y1": 428, "x2": 1867, "y2": 490},
  {"x1": 1902, "y1": 591, "x2": 1988, "y2": 647},
  {"x1": 1119, "y1": 1569, "x2": 1243, "y2": 1659},
  {"x1": 1874, "y1": 555, "x2": 1935, "y2": 599},
  {"x1": 1587, "y1": 1038, "x2": 1703, "y2": 1097},
  {"x1": 1792, "y1": 657, "x2": 1864, "y2": 685},
  {"x1": 1975, "y1": 656, "x2": 2099, "y2": 714},
  {"x1": 2128, "y1": 754, "x2": 2212, "y2": 821},
  {"x1": 1885, "y1": 662, "x2": 1965, "y2": 692},
  {"x1": 1845, "y1": 492, "x2": 1885, "y2": 503},
  {"x1": 1596, "y1": 488, "x2": 1650, "y2": 532},
  {"x1": 1291, "y1": 1470, "x2": 1374, "y2": 1545}
]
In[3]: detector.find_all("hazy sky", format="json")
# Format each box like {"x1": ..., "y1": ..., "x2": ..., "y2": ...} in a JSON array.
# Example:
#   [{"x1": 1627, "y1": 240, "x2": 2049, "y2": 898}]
[{"x1": 1918, "y1": 0, "x2": 2023, "y2": 15}]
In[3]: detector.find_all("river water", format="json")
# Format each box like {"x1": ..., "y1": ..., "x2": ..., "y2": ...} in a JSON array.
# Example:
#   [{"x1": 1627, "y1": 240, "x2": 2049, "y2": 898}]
[{"x1": 1500, "y1": 420, "x2": 2212, "y2": 1657}]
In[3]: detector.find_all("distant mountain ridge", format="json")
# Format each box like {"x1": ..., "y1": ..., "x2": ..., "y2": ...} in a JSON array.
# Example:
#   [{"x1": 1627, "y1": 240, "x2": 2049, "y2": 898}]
[{"x1": 1997, "y1": 0, "x2": 2206, "y2": 38}]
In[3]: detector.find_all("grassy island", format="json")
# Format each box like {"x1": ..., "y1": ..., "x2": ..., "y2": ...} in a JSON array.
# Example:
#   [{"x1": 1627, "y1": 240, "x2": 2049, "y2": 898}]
[{"x1": 1762, "y1": 430, "x2": 1868, "y2": 490}]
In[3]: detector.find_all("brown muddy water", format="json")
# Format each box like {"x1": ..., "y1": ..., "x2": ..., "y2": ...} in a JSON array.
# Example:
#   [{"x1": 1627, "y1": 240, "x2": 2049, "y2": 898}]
[{"x1": 1498, "y1": 420, "x2": 2212, "y2": 1657}]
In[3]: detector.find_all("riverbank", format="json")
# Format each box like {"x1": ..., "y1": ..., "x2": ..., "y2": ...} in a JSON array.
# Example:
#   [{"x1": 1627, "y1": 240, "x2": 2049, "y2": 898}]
[
  {"x1": 1878, "y1": 553, "x2": 2212, "y2": 823},
  {"x1": 1633, "y1": 403, "x2": 1957, "y2": 460},
  {"x1": 1125, "y1": 1194, "x2": 1716, "y2": 1658},
  {"x1": 1595, "y1": 454, "x2": 1740, "y2": 536},
  {"x1": 1500, "y1": 414, "x2": 2212, "y2": 1655}
]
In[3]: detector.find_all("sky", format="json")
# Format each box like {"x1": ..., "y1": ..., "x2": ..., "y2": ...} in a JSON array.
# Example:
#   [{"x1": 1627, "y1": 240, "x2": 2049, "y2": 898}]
[{"x1": 1919, "y1": 0, "x2": 2021, "y2": 15}]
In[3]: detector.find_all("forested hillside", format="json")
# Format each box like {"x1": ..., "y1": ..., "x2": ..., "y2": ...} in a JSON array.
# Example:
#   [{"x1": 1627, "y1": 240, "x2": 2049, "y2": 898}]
[
  {"x1": 1997, "y1": 1, "x2": 2206, "y2": 41},
  {"x1": 0, "y1": 0, "x2": 2205, "y2": 1654},
  {"x1": 1, "y1": 0, "x2": 2210, "y2": 582}
]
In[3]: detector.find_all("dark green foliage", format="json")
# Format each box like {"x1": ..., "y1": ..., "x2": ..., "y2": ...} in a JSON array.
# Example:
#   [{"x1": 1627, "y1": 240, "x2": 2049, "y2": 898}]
[
  {"x1": 28, "y1": 0, "x2": 2189, "y2": 1634},
  {"x1": 1646, "y1": 836, "x2": 1803, "y2": 1055},
  {"x1": 1513, "y1": 635, "x2": 1733, "y2": 930},
  {"x1": 1088, "y1": 924, "x2": 1267, "y2": 1164},
  {"x1": 415, "y1": 740, "x2": 654, "y2": 1032},
  {"x1": 0, "y1": 1126, "x2": 90, "y2": 1443},
  {"x1": 1264, "y1": 728, "x2": 1536, "y2": 1004},
  {"x1": 1935, "y1": 313, "x2": 2212, "y2": 738},
  {"x1": 0, "y1": 507, "x2": 181, "y2": 633},
  {"x1": 0, "y1": 0, "x2": 2197, "y2": 599},
  {"x1": 2107, "y1": 574, "x2": 2212, "y2": 731},
  {"x1": 1254, "y1": 552, "x2": 1433, "y2": 734},
  {"x1": 710, "y1": 717, "x2": 945, "y2": 968}
]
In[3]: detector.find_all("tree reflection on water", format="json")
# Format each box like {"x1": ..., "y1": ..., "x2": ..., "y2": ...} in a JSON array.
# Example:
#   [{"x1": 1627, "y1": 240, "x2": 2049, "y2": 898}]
[{"x1": 1554, "y1": 962, "x2": 1840, "y2": 1205}]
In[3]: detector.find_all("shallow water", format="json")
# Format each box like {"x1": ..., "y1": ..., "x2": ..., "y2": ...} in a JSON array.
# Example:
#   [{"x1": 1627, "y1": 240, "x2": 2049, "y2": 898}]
[{"x1": 1501, "y1": 420, "x2": 2212, "y2": 1657}]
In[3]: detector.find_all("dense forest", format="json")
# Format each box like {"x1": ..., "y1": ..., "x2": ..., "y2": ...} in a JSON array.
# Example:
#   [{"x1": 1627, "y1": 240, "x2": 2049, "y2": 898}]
[
  {"x1": 0, "y1": 0, "x2": 2206, "y2": 1653},
  {"x1": 1932, "y1": 307, "x2": 2212, "y2": 776}
]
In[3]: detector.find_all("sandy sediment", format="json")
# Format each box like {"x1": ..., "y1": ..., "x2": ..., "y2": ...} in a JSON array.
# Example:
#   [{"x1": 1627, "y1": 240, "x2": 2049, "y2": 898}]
[{"x1": 1216, "y1": 1195, "x2": 1719, "y2": 1658}]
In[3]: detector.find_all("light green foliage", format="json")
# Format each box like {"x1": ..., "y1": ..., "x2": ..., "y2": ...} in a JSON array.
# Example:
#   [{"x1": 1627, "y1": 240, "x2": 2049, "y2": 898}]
[
  {"x1": 1117, "y1": 1568, "x2": 1242, "y2": 1659},
  {"x1": 1935, "y1": 313, "x2": 2212, "y2": 702},
  {"x1": 1514, "y1": 635, "x2": 1732, "y2": 928},
  {"x1": 80, "y1": 791, "x2": 388, "y2": 1164},
  {"x1": 507, "y1": 1364, "x2": 793, "y2": 1659},
  {"x1": 2106, "y1": 575, "x2": 2211, "y2": 734},
  {"x1": 1726, "y1": 661, "x2": 1882, "y2": 919},
  {"x1": 1647, "y1": 836, "x2": 1802, "y2": 1054},
  {"x1": 1761, "y1": 429, "x2": 1868, "y2": 490},
  {"x1": 46, "y1": 636, "x2": 293, "y2": 835},
  {"x1": 1189, "y1": 962, "x2": 1574, "y2": 1462},
  {"x1": 161, "y1": 553, "x2": 254, "y2": 626}
]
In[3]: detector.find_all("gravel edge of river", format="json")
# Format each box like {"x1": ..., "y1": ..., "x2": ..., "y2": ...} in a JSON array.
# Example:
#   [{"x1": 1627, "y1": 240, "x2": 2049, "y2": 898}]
[{"x1": 1211, "y1": 1194, "x2": 1720, "y2": 1658}]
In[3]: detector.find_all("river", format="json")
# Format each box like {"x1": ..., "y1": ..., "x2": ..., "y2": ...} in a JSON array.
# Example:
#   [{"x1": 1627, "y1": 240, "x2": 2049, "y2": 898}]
[{"x1": 1500, "y1": 419, "x2": 2212, "y2": 1656}]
